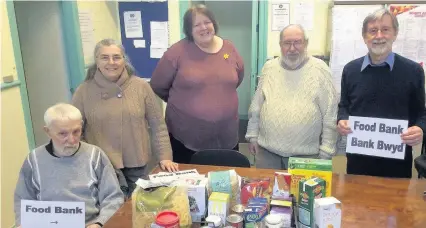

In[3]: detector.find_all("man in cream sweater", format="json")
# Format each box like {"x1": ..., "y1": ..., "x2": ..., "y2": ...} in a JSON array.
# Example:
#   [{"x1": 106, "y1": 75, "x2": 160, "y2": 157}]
[
  {"x1": 14, "y1": 103, "x2": 124, "y2": 227},
  {"x1": 246, "y1": 24, "x2": 338, "y2": 169}
]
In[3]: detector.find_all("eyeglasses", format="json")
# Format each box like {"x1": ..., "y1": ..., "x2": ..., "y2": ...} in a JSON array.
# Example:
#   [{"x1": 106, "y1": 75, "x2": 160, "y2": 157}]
[
  {"x1": 280, "y1": 40, "x2": 305, "y2": 49},
  {"x1": 97, "y1": 55, "x2": 124, "y2": 63},
  {"x1": 367, "y1": 27, "x2": 393, "y2": 36}
]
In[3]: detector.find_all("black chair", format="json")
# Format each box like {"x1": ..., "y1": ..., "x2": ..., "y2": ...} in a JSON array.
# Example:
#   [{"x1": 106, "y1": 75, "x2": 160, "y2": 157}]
[
  {"x1": 190, "y1": 149, "x2": 251, "y2": 168},
  {"x1": 415, "y1": 135, "x2": 426, "y2": 178}
]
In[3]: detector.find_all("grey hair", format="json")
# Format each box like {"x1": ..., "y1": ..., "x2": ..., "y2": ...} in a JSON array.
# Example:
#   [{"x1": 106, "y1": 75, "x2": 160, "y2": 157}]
[
  {"x1": 44, "y1": 103, "x2": 82, "y2": 127},
  {"x1": 279, "y1": 24, "x2": 309, "y2": 43},
  {"x1": 362, "y1": 8, "x2": 399, "y2": 37},
  {"x1": 85, "y1": 39, "x2": 135, "y2": 81}
]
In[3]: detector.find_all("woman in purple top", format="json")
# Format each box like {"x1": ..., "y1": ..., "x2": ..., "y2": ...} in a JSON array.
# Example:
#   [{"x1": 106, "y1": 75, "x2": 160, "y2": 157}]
[{"x1": 150, "y1": 4, "x2": 245, "y2": 164}]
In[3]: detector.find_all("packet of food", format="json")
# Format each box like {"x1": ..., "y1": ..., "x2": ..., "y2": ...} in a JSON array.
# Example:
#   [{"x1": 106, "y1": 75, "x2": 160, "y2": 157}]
[
  {"x1": 132, "y1": 185, "x2": 192, "y2": 228},
  {"x1": 240, "y1": 178, "x2": 271, "y2": 205},
  {"x1": 207, "y1": 170, "x2": 241, "y2": 208},
  {"x1": 272, "y1": 172, "x2": 292, "y2": 200}
]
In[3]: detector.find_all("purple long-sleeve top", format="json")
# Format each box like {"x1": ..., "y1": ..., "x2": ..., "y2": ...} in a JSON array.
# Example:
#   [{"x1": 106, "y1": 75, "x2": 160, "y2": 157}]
[{"x1": 151, "y1": 39, "x2": 244, "y2": 151}]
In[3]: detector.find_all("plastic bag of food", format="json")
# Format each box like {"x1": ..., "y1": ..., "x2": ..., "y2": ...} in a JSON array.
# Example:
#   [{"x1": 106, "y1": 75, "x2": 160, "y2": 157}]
[
  {"x1": 207, "y1": 170, "x2": 241, "y2": 208},
  {"x1": 132, "y1": 185, "x2": 192, "y2": 228},
  {"x1": 240, "y1": 177, "x2": 271, "y2": 205}
]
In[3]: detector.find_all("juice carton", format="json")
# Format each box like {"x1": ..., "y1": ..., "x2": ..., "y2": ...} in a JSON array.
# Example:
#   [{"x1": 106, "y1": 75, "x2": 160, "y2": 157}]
[
  {"x1": 288, "y1": 157, "x2": 332, "y2": 202},
  {"x1": 298, "y1": 177, "x2": 326, "y2": 228},
  {"x1": 314, "y1": 197, "x2": 342, "y2": 228},
  {"x1": 208, "y1": 192, "x2": 230, "y2": 225}
]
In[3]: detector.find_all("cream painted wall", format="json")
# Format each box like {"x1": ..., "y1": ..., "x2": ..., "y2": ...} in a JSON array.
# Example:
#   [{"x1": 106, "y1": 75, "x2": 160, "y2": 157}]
[
  {"x1": 1, "y1": 2, "x2": 31, "y2": 228},
  {"x1": 267, "y1": 0, "x2": 332, "y2": 57}
]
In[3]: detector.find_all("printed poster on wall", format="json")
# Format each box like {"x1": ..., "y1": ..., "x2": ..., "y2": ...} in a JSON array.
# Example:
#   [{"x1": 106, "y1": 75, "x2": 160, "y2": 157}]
[
  {"x1": 346, "y1": 116, "x2": 408, "y2": 160},
  {"x1": 271, "y1": 2, "x2": 290, "y2": 31},
  {"x1": 389, "y1": 4, "x2": 426, "y2": 69},
  {"x1": 124, "y1": 11, "x2": 143, "y2": 38}
]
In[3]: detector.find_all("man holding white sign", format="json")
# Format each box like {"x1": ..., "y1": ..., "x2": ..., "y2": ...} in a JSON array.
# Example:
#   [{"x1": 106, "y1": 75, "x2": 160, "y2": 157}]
[
  {"x1": 337, "y1": 9, "x2": 426, "y2": 178},
  {"x1": 14, "y1": 103, "x2": 124, "y2": 228}
]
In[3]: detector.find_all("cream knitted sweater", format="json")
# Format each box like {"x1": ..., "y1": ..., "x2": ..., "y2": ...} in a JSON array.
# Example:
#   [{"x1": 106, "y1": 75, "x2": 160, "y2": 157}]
[{"x1": 245, "y1": 57, "x2": 338, "y2": 158}]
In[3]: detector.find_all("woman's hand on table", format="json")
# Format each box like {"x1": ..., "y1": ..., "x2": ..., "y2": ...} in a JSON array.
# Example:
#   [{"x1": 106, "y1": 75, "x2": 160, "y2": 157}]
[{"x1": 160, "y1": 160, "x2": 179, "y2": 172}]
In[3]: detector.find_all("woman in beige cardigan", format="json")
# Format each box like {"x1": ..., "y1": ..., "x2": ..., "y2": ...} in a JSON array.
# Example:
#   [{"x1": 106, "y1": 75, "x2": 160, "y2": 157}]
[{"x1": 72, "y1": 39, "x2": 178, "y2": 197}]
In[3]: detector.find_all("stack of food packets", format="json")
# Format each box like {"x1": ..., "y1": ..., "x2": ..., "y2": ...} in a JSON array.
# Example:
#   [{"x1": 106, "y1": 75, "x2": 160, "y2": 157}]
[
  {"x1": 208, "y1": 192, "x2": 230, "y2": 225},
  {"x1": 288, "y1": 157, "x2": 332, "y2": 202},
  {"x1": 314, "y1": 197, "x2": 342, "y2": 228},
  {"x1": 270, "y1": 172, "x2": 293, "y2": 227},
  {"x1": 298, "y1": 177, "x2": 326, "y2": 228},
  {"x1": 243, "y1": 197, "x2": 268, "y2": 228}
]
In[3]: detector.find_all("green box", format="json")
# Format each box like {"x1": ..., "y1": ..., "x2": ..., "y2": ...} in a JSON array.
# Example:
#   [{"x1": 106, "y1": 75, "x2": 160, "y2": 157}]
[{"x1": 298, "y1": 177, "x2": 326, "y2": 228}]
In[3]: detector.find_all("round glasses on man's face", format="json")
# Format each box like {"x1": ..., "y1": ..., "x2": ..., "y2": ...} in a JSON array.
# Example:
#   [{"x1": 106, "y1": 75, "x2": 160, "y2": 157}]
[{"x1": 280, "y1": 40, "x2": 304, "y2": 49}]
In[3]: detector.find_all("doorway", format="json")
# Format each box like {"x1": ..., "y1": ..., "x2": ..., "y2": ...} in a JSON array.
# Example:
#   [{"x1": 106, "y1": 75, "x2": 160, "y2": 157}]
[{"x1": 13, "y1": 1, "x2": 79, "y2": 146}]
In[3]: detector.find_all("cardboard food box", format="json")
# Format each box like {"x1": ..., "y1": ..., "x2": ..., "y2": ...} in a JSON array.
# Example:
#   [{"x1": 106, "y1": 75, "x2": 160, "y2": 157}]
[
  {"x1": 208, "y1": 192, "x2": 230, "y2": 225},
  {"x1": 298, "y1": 177, "x2": 326, "y2": 228},
  {"x1": 173, "y1": 177, "x2": 208, "y2": 222},
  {"x1": 243, "y1": 198, "x2": 268, "y2": 228},
  {"x1": 314, "y1": 197, "x2": 342, "y2": 228},
  {"x1": 288, "y1": 157, "x2": 332, "y2": 202}
]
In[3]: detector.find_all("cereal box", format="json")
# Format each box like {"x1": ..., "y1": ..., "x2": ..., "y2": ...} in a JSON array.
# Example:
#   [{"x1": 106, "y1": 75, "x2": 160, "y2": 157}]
[
  {"x1": 314, "y1": 197, "x2": 342, "y2": 228},
  {"x1": 288, "y1": 157, "x2": 332, "y2": 202},
  {"x1": 208, "y1": 192, "x2": 230, "y2": 225},
  {"x1": 298, "y1": 177, "x2": 326, "y2": 228}
]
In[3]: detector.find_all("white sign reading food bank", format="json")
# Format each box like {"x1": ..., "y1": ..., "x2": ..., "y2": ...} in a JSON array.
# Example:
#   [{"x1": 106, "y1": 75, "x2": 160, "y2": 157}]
[
  {"x1": 346, "y1": 116, "x2": 408, "y2": 160},
  {"x1": 21, "y1": 200, "x2": 85, "y2": 228}
]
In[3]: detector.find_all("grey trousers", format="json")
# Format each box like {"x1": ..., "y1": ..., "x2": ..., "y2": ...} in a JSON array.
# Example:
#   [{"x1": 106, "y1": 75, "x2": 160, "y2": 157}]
[
  {"x1": 255, "y1": 147, "x2": 319, "y2": 170},
  {"x1": 115, "y1": 166, "x2": 146, "y2": 198}
]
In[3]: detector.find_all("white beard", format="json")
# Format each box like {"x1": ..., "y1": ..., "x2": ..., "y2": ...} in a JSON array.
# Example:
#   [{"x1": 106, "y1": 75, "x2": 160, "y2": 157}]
[
  {"x1": 54, "y1": 145, "x2": 79, "y2": 157},
  {"x1": 370, "y1": 39, "x2": 392, "y2": 56},
  {"x1": 282, "y1": 51, "x2": 308, "y2": 69}
]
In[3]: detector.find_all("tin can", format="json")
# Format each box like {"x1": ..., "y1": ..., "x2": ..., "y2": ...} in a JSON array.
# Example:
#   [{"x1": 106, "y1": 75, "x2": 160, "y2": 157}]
[
  {"x1": 226, "y1": 214, "x2": 243, "y2": 228},
  {"x1": 231, "y1": 204, "x2": 245, "y2": 215}
]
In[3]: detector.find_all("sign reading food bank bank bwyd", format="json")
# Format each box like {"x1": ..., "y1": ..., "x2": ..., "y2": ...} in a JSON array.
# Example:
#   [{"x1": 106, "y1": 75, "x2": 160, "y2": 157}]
[
  {"x1": 346, "y1": 116, "x2": 408, "y2": 160},
  {"x1": 21, "y1": 200, "x2": 85, "y2": 228}
]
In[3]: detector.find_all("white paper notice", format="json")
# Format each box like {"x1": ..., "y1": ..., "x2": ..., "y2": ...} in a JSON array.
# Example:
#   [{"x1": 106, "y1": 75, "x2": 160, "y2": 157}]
[
  {"x1": 78, "y1": 10, "x2": 95, "y2": 60},
  {"x1": 150, "y1": 47, "x2": 167, "y2": 58},
  {"x1": 271, "y1": 2, "x2": 290, "y2": 31},
  {"x1": 150, "y1": 21, "x2": 169, "y2": 48},
  {"x1": 133, "y1": 40, "x2": 146, "y2": 48},
  {"x1": 21, "y1": 200, "x2": 85, "y2": 228},
  {"x1": 294, "y1": 2, "x2": 315, "y2": 31},
  {"x1": 124, "y1": 11, "x2": 143, "y2": 38},
  {"x1": 346, "y1": 116, "x2": 408, "y2": 160}
]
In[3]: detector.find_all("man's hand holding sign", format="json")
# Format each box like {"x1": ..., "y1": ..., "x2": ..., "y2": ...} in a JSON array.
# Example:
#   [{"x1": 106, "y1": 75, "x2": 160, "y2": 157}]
[{"x1": 338, "y1": 116, "x2": 423, "y2": 160}]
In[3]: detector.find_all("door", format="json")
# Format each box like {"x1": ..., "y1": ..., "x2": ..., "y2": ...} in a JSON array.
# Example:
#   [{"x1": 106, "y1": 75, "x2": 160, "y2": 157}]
[
  {"x1": 203, "y1": 1, "x2": 259, "y2": 120},
  {"x1": 13, "y1": 1, "x2": 81, "y2": 146}
]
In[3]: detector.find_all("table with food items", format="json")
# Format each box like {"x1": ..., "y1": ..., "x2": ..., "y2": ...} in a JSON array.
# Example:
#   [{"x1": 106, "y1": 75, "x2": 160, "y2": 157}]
[{"x1": 104, "y1": 158, "x2": 426, "y2": 228}]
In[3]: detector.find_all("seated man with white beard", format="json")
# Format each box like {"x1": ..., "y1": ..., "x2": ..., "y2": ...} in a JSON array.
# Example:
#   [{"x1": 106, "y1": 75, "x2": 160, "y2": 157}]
[
  {"x1": 246, "y1": 24, "x2": 338, "y2": 170},
  {"x1": 337, "y1": 9, "x2": 426, "y2": 178},
  {"x1": 14, "y1": 103, "x2": 124, "y2": 228}
]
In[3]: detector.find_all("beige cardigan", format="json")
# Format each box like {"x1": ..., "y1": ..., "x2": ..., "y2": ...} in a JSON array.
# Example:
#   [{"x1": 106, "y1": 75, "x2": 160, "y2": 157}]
[{"x1": 72, "y1": 70, "x2": 172, "y2": 169}]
